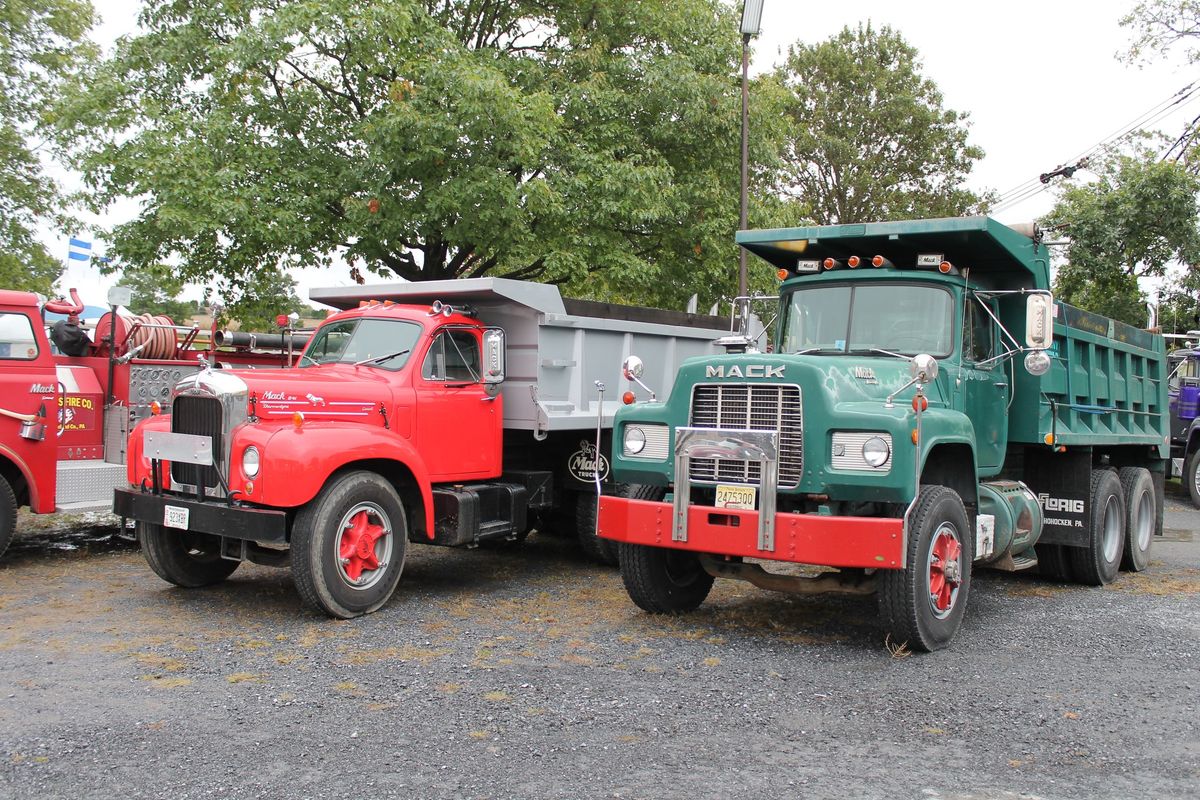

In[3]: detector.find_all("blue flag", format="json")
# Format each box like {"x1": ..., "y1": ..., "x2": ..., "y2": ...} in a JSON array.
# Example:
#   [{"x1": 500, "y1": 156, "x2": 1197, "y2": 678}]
[{"x1": 68, "y1": 237, "x2": 92, "y2": 262}]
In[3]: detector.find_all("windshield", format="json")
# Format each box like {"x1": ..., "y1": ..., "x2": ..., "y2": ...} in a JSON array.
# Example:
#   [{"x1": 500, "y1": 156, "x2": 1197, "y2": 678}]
[
  {"x1": 781, "y1": 283, "x2": 954, "y2": 357},
  {"x1": 300, "y1": 318, "x2": 423, "y2": 370}
]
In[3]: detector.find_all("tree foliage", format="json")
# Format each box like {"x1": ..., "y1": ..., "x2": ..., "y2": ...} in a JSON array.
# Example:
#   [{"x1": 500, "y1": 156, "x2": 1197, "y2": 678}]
[
  {"x1": 0, "y1": 0, "x2": 96, "y2": 294},
  {"x1": 1122, "y1": 0, "x2": 1200, "y2": 63},
  {"x1": 60, "y1": 0, "x2": 790, "y2": 312},
  {"x1": 1043, "y1": 149, "x2": 1200, "y2": 326},
  {"x1": 774, "y1": 24, "x2": 986, "y2": 225},
  {"x1": 115, "y1": 264, "x2": 201, "y2": 322}
]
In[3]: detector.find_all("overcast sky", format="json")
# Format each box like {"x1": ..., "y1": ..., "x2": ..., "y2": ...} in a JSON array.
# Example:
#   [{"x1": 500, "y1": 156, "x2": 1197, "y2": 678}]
[{"x1": 61, "y1": 0, "x2": 1197, "y2": 304}]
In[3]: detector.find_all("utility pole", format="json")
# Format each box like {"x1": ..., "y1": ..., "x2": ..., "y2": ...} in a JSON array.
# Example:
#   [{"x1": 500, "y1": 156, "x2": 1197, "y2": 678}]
[{"x1": 738, "y1": 0, "x2": 764, "y2": 299}]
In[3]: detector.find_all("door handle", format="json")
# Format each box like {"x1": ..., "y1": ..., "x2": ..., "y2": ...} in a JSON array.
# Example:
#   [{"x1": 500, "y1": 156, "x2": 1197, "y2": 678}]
[{"x1": 993, "y1": 382, "x2": 1008, "y2": 389}]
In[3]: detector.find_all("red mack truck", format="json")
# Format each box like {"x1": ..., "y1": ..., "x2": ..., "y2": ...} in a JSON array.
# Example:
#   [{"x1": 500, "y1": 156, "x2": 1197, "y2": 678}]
[{"x1": 113, "y1": 278, "x2": 730, "y2": 618}]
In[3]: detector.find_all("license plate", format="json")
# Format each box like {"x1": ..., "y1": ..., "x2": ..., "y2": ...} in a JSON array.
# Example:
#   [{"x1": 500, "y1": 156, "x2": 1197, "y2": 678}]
[
  {"x1": 163, "y1": 504, "x2": 190, "y2": 530},
  {"x1": 715, "y1": 483, "x2": 756, "y2": 510}
]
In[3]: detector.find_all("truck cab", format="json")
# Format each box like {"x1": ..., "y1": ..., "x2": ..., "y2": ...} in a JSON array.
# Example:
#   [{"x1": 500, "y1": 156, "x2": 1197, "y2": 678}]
[
  {"x1": 0, "y1": 291, "x2": 61, "y2": 556},
  {"x1": 600, "y1": 216, "x2": 1166, "y2": 651}
]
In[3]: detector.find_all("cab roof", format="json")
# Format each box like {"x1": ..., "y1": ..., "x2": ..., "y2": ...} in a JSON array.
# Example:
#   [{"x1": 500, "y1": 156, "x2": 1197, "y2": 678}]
[{"x1": 736, "y1": 216, "x2": 1050, "y2": 290}]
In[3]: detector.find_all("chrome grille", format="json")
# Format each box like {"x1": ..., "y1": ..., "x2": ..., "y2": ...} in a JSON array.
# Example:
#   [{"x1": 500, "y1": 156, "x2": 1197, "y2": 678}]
[
  {"x1": 688, "y1": 384, "x2": 803, "y2": 487},
  {"x1": 171, "y1": 395, "x2": 222, "y2": 489}
]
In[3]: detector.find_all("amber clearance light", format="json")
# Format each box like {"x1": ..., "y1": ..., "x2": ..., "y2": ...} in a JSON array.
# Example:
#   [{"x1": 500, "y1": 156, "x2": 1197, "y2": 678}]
[{"x1": 293, "y1": 412, "x2": 305, "y2": 429}]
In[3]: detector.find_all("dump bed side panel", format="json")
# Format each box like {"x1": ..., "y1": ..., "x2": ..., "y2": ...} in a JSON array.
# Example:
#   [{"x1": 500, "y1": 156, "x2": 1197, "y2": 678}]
[{"x1": 1009, "y1": 302, "x2": 1168, "y2": 453}]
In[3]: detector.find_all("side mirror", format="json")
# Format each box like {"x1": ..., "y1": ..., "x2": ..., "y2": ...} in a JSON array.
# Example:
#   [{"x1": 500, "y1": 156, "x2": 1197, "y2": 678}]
[
  {"x1": 107, "y1": 286, "x2": 132, "y2": 307},
  {"x1": 482, "y1": 328, "x2": 505, "y2": 384},
  {"x1": 622, "y1": 355, "x2": 644, "y2": 381},
  {"x1": 1026, "y1": 293, "x2": 1054, "y2": 350}
]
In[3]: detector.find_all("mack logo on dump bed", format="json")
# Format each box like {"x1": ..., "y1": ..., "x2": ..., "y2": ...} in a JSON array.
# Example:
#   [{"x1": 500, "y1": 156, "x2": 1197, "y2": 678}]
[{"x1": 705, "y1": 364, "x2": 785, "y2": 379}]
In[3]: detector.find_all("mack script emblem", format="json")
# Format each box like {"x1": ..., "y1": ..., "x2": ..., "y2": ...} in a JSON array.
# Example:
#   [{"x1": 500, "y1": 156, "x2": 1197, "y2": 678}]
[{"x1": 705, "y1": 364, "x2": 785, "y2": 379}]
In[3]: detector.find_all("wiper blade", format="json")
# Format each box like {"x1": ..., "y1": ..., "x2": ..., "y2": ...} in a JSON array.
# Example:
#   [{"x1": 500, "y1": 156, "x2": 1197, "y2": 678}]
[{"x1": 354, "y1": 348, "x2": 411, "y2": 367}]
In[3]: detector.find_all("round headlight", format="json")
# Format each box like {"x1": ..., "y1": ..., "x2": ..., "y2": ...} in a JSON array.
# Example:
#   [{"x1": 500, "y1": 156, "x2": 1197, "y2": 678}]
[
  {"x1": 242, "y1": 445, "x2": 261, "y2": 478},
  {"x1": 624, "y1": 426, "x2": 647, "y2": 455},
  {"x1": 862, "y1": 436, "x2": 890, "y2": 468}
]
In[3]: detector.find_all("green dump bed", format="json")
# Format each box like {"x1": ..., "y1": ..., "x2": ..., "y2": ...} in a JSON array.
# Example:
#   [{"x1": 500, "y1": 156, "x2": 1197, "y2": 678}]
[{"x1": 1010, "y1": 302, "x2": 1168, "y2": 454}]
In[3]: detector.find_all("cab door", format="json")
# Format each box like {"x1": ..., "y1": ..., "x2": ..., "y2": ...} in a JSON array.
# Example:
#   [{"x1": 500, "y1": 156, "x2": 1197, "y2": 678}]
[
  {"x1": 961, "y1": 297, "x2": 1009, "y2": 474},
  {"x1": 413, "y1": 327, "x2": 502, "y2": 481},
  {"x1": 0, "y1": 306, "x2": 59, "y2": 511}
]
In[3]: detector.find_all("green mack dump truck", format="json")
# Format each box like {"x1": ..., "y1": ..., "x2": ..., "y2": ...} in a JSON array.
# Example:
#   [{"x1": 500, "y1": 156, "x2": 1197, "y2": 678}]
[{"x1": 596, "y1": 216, "x2": 1167, "y2": 651}]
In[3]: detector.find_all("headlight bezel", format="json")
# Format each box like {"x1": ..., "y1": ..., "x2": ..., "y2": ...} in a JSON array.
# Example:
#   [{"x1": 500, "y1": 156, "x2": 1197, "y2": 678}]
[
  {"x1": 861, "y1": 436, "x2": 891, "y2": 468},
  {"x1": 242, "y1": 445, "x2": 261, "y2": 478},
  {"x1": 623, "y1": 425, "x2": 647, "y2": 455}
]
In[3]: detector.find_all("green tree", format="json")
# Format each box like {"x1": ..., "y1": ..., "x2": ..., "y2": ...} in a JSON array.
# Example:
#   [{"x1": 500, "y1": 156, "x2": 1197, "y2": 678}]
[
  {"x1": 0, "y1": 0, "x2": 96, "y2": 294},
  {"x1": 60, "y1": 0, "x2": 787, "y2": 312},
  {"x1": 1122, "y1": 1, "x2": 1200, "y2": 63},
  {"x1": 775, "y1": 24, "x2": 987, "y2": 225},
  {"x1": 114, "y1": 264, "x2": 202, "y2": 322},
  {"x1": 208, "y1": 270, "x2": 311, "y2": 332},
  {"x1": 1042, "y1": 149, "x2": 1200, "y2": 326}
]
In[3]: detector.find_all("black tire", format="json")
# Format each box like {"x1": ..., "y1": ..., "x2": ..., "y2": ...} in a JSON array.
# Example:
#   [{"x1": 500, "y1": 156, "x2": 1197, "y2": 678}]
[
  {"x1": 879, "y1": 486, "x2": 973, "y2": 652},
  {"x1": 0, "y1": 474, "x2": 16, "y2": 560},
  {"x1": 1069, "y1": 469, "x2": 1125, "y2": 586},
  {"x1": 1186, "y1": 448, "x2": 1200, "y2": 509},
  {"x1": 292, "y1": 471, "x2": 407, "y2": 619},
  {"x1": 1118, "y1": 466, "x2": 1155, "y2": 572},
  {"x1": 618, "y1": 543, "x2": 714, "y2": 614},
  {"x1": 1035, "y1": 543, "x2": 1075, "y2": 582},
  {"x1": 575, "y1": 491, "x2": 618, "y2": 566},
  {"x1": 139, "y1": 522, "x2": 240, "y2": 587}
]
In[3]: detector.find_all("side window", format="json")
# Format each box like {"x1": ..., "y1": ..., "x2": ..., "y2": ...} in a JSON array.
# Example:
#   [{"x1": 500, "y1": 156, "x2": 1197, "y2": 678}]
[
  {"x1": 0, "y1": 312, "x2": 39, "y2": 360},
  {"x1": 965, "y1": 300, "x2": 994, "y2": 364},
  {"x1": 422, "y1": 330, "x2": 480, "y2": 382}
]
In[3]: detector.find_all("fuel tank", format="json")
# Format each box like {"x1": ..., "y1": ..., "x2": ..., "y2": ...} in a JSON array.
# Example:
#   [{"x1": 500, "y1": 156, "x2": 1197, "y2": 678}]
[{"x1": 977, "y1": 480, "x2": 1043, "y2": 563}]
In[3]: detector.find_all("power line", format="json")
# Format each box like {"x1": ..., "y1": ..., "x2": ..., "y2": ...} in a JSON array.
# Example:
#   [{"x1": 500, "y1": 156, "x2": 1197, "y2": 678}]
[{"x1": 991, "y1": 77, "x2": 1200, "y2": 213}]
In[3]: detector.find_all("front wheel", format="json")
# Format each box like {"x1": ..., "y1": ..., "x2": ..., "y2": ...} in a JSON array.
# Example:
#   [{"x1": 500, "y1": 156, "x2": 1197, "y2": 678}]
[
  {"x1": 879, "y1": 486, "x2": 973, "y2": 652},
  {"x1": 0, "y1": 474, "x2": 15, "y2": 560},
  {"x1": 292, "y1": 471, "x2": 408, "y2": 619},
  {"x1": 619, "y1": 543, "x2": 713, "y2": 614},
  {"x1": 1186, "y1": 449, "x2": 1200, "y2": 509},
  {"x1": 139, "y1": 523, "x2": 240, "y2": 587}
]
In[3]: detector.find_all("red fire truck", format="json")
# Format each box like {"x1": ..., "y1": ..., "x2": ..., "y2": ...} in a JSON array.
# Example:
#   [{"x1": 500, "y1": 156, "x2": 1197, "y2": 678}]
[
  {"x1": 113, "y1": 278, "x2": 729, "y2": 618},
  {"x1": 0, "y1": 287, "x2": 302, "y2": 559}
]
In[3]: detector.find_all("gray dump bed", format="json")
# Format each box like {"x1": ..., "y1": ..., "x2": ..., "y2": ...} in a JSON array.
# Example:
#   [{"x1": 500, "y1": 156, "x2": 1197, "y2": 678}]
[{"x1": 309, "y1": 278, "x2": 731, "y2": 433}]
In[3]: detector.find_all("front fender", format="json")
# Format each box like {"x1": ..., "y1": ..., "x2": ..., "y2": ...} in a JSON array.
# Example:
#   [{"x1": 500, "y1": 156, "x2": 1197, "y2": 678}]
[
  {"x1": 916, "y1": 408, "x2": 976, "y2": 471},
  {"x1": 236, "y1": 422, "x2": 435, "y2": 540}
]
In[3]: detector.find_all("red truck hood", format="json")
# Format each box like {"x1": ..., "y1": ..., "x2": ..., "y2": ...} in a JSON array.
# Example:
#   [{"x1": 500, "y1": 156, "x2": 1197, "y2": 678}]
[{"x1": 231, "y1": 366, "x2": 394, "y2": 423}]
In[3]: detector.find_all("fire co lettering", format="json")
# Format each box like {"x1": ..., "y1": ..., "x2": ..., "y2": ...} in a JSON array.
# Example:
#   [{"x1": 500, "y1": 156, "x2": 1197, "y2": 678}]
[
  {"x1": 1037, "y1": 493, "x2": 1084, "y2": 514},
  {"x1": 705, "y1": 365, "x2": 786, "y2": 379},
  {"x1": 58, "y1": 396, "x2": 95, "y2": 411}
]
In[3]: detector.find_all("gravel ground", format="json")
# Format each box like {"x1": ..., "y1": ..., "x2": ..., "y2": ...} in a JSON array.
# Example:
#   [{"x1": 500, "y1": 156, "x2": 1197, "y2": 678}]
[{"x1": 0, "y1": 490, "x2": 1197, "y2": 800}]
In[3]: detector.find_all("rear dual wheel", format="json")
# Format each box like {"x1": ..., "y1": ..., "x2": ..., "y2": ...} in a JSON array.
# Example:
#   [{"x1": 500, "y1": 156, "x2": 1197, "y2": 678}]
[{"x1": 1069, "y1": 470, "x2": 1124, "y2": 586}]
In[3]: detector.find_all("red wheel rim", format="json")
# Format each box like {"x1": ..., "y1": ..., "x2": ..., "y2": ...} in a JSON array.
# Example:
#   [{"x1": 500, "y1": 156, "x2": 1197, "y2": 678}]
[
  {"x1": 335, "y1": 502, "x2": 393, "y2": 590},
  {"x1": 927, "y1": 525, "x2": 962, "y2": 619}
]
